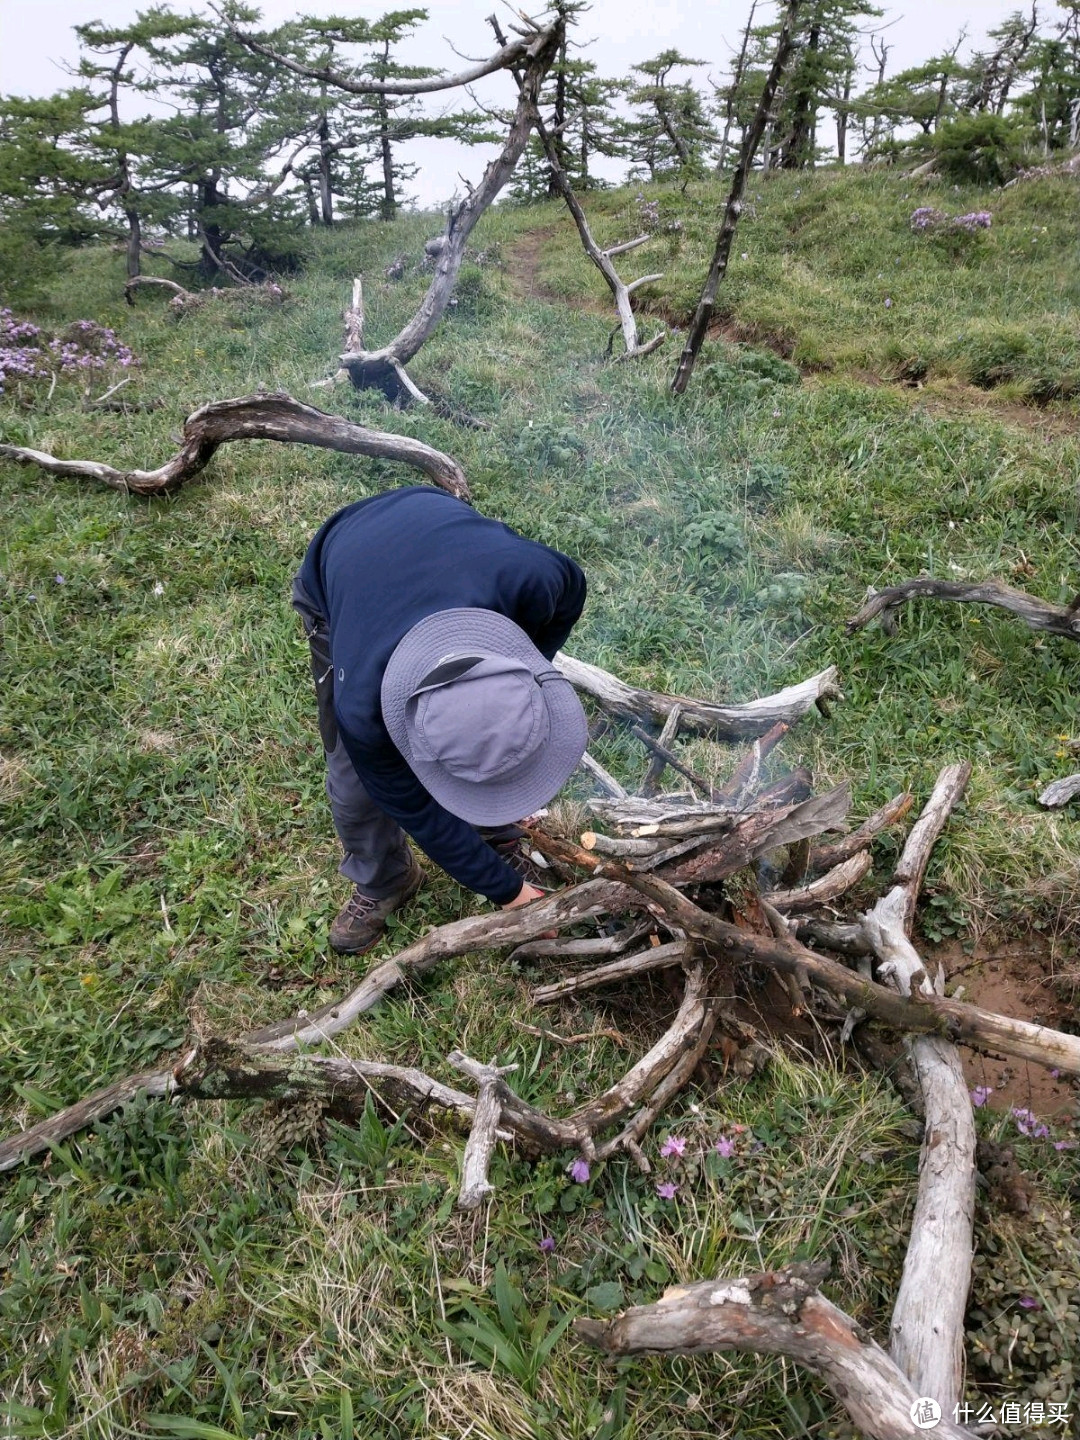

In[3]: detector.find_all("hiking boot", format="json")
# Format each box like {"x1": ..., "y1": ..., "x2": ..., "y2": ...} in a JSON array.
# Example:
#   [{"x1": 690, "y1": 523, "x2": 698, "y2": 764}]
[
  {"x1": 329, "y1": 855, "x2": 424, "y2": 955},
  {"x1": 491, "y1": 836, "x2": 556, "y2": 892}
]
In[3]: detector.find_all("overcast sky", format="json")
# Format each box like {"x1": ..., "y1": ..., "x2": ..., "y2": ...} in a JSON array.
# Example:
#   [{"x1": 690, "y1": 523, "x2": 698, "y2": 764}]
[{"x1": 0, "y1": 0, "x2": 1035, "y2": 207}]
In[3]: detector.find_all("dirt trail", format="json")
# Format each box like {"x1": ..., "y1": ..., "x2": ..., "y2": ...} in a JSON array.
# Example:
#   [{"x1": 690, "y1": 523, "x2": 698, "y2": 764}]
[{"x1": 504, "y1": 224, "x2": 1079, "y2": 437}]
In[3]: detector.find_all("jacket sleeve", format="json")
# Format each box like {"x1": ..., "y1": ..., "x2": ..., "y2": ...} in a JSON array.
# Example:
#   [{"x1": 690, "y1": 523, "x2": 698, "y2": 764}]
[
  {"x1": 342, "y1": 736, "x2": 524, "y2": 906},
  {"x1": 511, "y1": 545, "x2": 587, "y2": 661}
]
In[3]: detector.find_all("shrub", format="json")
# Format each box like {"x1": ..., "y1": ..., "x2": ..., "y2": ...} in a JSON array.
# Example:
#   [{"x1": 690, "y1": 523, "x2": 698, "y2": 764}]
[{"x1": 932, "y1": 114, "x2": 1024, "y2": 185}]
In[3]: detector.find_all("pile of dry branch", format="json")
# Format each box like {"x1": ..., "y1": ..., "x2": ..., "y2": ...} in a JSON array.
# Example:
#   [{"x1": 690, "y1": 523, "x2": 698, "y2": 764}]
[{"x1": 3, "y1": 647, "x2": 1077, "y2": 1437}]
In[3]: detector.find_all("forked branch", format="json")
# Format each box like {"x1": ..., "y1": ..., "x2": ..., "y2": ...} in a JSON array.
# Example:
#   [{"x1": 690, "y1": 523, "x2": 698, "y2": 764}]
[
  {"x1": 847, "y1": 577, "x2": 1080, "y2": 645},
  {"x1": 576, "y1": 1262, "x2": 970, "y2": 1440},
  {"x1": 0, "y1": 392, "x2": 469, "y2": 500}
]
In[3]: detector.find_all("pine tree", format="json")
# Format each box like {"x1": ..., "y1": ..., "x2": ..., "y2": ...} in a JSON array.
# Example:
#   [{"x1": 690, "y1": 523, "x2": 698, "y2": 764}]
[{"x1": 620, "y1": 50, "x2": 713, "y2": 183}]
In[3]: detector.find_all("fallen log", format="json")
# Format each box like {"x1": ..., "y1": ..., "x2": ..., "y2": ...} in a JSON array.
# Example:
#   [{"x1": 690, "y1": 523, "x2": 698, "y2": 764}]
[
  {"x1": 0, "y1": 392, "x2": 469, "y2": 500},
  {"x1": 847, "y1": 577, "x2": 1080, "y2": 645},
  {"x1": 859, "y1": 764, "x2": 976, "y2": 1414},
  {"x1": 576, "y1": 1261, "x2": 970, "y2": 1440},
  {"x1": 553, "y1": 654, "x2": 842, "y2": 740},
  {"x1": 0, "y1": 878, "x2": 639, "y2": 1172},
  {"x1": 1038, "y1": 772, "x2": 1080, "y2": 808}
]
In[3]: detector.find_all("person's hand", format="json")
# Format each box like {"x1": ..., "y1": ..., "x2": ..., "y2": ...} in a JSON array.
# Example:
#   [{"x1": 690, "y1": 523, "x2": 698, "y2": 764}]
[{"x1": 502, "y1": 881, "x2": 546, "y2": 909}]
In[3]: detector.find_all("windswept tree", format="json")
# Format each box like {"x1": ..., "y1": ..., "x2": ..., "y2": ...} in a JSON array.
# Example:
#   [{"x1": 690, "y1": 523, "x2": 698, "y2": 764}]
[
  {"x1": 1020, "y1": 1, "x2": 1080, "y2": 152},
  {"x1": 620, "y1": 50, "x2": 713, "y2": 183}
]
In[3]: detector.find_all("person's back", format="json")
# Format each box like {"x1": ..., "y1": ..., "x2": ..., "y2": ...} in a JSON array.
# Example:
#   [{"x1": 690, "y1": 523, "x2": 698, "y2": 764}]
[{"x1": 292, "y1": 486, "x2": 588, "y2": 955}]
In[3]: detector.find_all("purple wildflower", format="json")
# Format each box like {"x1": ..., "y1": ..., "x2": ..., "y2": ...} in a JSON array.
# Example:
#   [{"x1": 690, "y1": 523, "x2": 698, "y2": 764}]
[
  {"x1": 884, "y1": 297, "x2": 893, "y2": 309},
  {"x1": 656, "y1": 1182, "x2": 678, "y2": 1200},
  {"x1": 1012, "y1": 1106, "x2": 1051, "y2": 1140},
  {"x1": 569, "y1": 1157, "x2": 590, "y2": 1184},
  {"x1": 539, "y1": 1235, "x2": 556, "y2": 1253},
  {"x1": 1018, "y1": 1295, "x2": 1040, "y2": 1309},
  {"x1": 714, "y1": 1136, "x2": 735, "y2": 1159},
  {"x1": 659, "y1": 1136, "x2": 686, "y2": 1159},
  {"x1": 970, "y1": 1086, "x2": 992, "y2": 1108},
  {"x1": 910, "y1": 207, "x2": 946, "y2": 231},
  {"x1": 1053, "y1": 1140, "x2": 1077, "y2": 1152},
  {"x1": 54, "y1": 574, "x2": 65, "y2": 585},
  {"x1": 952, "y1": 211, "x2": 992, "y2": 232}
]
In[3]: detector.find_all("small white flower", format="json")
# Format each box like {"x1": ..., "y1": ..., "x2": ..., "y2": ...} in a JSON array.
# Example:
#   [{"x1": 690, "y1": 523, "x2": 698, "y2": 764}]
[{"x1": 153, "y1": 581, "x2": 165, "y2": 596}]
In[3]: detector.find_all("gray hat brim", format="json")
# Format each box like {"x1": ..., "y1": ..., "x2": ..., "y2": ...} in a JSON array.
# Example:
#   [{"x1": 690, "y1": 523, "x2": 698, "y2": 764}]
[{"x1": 381, "y1": 608, "x2": 588, "y2": 826}]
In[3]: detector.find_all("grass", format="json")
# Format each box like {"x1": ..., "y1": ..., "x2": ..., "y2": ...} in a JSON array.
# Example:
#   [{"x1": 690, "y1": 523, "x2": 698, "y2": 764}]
[{"x1": 2, "y1": 168, "x2": 1080, "y2": 1437}]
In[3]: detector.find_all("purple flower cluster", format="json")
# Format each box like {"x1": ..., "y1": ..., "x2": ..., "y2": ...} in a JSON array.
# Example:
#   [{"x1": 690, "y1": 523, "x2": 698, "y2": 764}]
[
  {"x1": 910, "y1": 207, "x2": 993, "y2": 235},
  {"x1": 952, "y1": 211, "x2": 993, "y2": 232},
  {"x1": 635, "y1": 192, "x2": 660, "y2": 232},
  {"x1": 0, "y1": 308, "x2": 136, "y2": 395},
  {"x1": 1012, "y1": 1106, "x2": 1050, "y2": 1140}
]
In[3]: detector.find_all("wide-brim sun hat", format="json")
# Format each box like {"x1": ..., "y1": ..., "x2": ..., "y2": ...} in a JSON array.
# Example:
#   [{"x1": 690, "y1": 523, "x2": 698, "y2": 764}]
[{"x1": 381, "y1": 608, "x2": 588, "y2": 826}]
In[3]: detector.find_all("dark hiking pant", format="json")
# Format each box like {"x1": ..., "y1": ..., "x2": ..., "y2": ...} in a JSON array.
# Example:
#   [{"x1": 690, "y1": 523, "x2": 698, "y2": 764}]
[{"x1": 292, "y1": 573, "x2": 521, "y2": 899}]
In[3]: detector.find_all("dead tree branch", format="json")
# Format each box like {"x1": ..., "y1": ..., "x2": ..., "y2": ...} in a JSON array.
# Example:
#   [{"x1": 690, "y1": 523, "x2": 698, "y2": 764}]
[
  {"x1": 488, "y1": 13, "x2": 665, "y2": 359},
  {"x1": 0, "y1": 392, "x2": 469, "y2": 500},
  {"x1": 808, "y1": 792, "x2": 914, "y2": 872},
  {"x1": 0, "y1": 878, "x2": 639, "y2": 1172},
  {"x1": 766, "y1": 849, "x2": 873, "y2": 912},
  {"x1": 858, "y1": 764, "x2": 976, "y2": 1413},
  {"x1": 671, "y1": 0, "x2": 802, "y2": 394},
  {"x1": 531, "y1": 942, "x2": 690, "y2": 1004},
  {"x1": 232, "y1": 23, "x2": 539, "y2": 96},
  {"x1": 847, "y1": 577, "x2": 1080, "y2": 645},
  {"x1": 554, "y1": 653, "x2": 842, "y2": 740},
  {"x1": 576, "y1": 1262, "x2": 970, "y2": 1440},
  {"x1": 336, "y1": 22, "x2": 561, "y2": 399},
  {"x1": 1038, "y1": 772, "x2": 1080, "y2": 808}
]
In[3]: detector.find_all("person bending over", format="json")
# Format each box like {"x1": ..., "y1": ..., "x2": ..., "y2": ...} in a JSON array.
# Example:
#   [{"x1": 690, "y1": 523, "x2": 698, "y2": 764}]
[{"x1": 293, "y1": 485, "x2": 588, "y2": 954}]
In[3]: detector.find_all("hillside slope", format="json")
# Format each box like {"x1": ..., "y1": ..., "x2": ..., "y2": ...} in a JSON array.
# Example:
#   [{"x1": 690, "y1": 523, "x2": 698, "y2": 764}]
[{"x1": 2, "y1": 168, "x2": 1079, "y2": 1438}]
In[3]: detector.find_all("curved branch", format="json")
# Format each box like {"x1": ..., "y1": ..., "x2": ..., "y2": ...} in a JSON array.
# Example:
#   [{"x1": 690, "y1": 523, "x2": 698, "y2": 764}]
[
  {"x1": 0, "y1": 879, "x2": 638, "y2": 1172},
  {"x1": 847, "y1": 577, "x2": 1080, "y2": 645},
  {"x1": 231, "y1": 26, "x2": 539, "y2": 97},
  {"x1": 576, "y1": 1262, "x2": 970, "y2": 1440},
  {"x1": 0, "y1": 392, "x2": 470, "y2": 501},
  {"x1": 339, "y1": 22, "x2": 561, "y2": 390},
  {"x1": 554, "y1": 654, "x2": 842, "y2": 741}
]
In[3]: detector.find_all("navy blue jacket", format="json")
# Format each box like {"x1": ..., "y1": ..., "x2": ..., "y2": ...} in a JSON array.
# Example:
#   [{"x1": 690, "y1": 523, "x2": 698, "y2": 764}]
[{"x1": 297, "y1": 486, "x2": 587, "y2": 904}]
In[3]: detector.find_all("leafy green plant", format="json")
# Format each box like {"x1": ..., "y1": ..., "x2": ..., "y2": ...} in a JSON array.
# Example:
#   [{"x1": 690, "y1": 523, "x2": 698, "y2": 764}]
[{"x1": 441, "y1": 1261, "x2": 573, "y2": 1396}]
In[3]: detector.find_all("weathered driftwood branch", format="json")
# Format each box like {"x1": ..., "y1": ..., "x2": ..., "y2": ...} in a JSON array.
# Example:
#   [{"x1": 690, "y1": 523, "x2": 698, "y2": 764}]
[
  {"x1": 859, "y1": 764, "x2": 976, "y2": 1413},
  {"x1": 847, "y1": 577, "x2": 1080, "y2": 645},
  {"x1": 1038, "y1": 772, "x2": 1080, "y2": 808},
  {"x1": 531, "y1": 942, "x2": 690, "y2": 1004},
  {"x1": 489, "y1": 14, "x2": 664, "y2": 360},
  {"x1": 642, "y1": 705, "x2": 683, "y2": 795},
  {"x1": 447, "y1": 1054, "x2": 519, "y2": 1209},
  {"x1": 529, "y1": 845, "x2": 1080, "y2": 1079},
  {"x1": 808, "y1": 792, "x2": 913, "y2": 873},
  {"x1": 582, "y1": 770, "x2": 814, "y2": 844},
  {"x1": 576, "y1": 1262, "x2": 970, "y2": 1440},
  {"x1": 0, "y1": 392, "x2": 469, "y2": 500},
  {"x1": 659, "y1": 785, "x2": 851, "y2": 886},
  {"x1": 337, "y1": 22, "x2": 561, "y2": 399},
  {"x1": 765, "y1": 849, "x2": 873, "y2": 913},
  {"x1": 233, "y1": 22, "x2": 539, "y2": 96},
  {"x1": 554, "y1": 653, "x2": 842, "y2": 740},
  {"x1": 507, "y1": 921, "x2": 653, "y2": 966},
  {"x1": 671, "y1": 0, "x2": 802, "y2": 394},
  {"x1": 123, "y1": 277, "x2": 286, "y2": 313},
  {"x1": 714, "y1": 721, "x2": 789, "y2": 807},
  {"x1": 628, "y1": 722, "x2": 717, "y2": 800},
  {"x1": 0, "y1": 878, "x2": 639, "y2": 1172},
  {"x1": 175, "y1": 1038, "x2": 490, "y2": 1131},
  {"x1": 578, "y1": 750, "x2": 629, "y2": 799}
]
